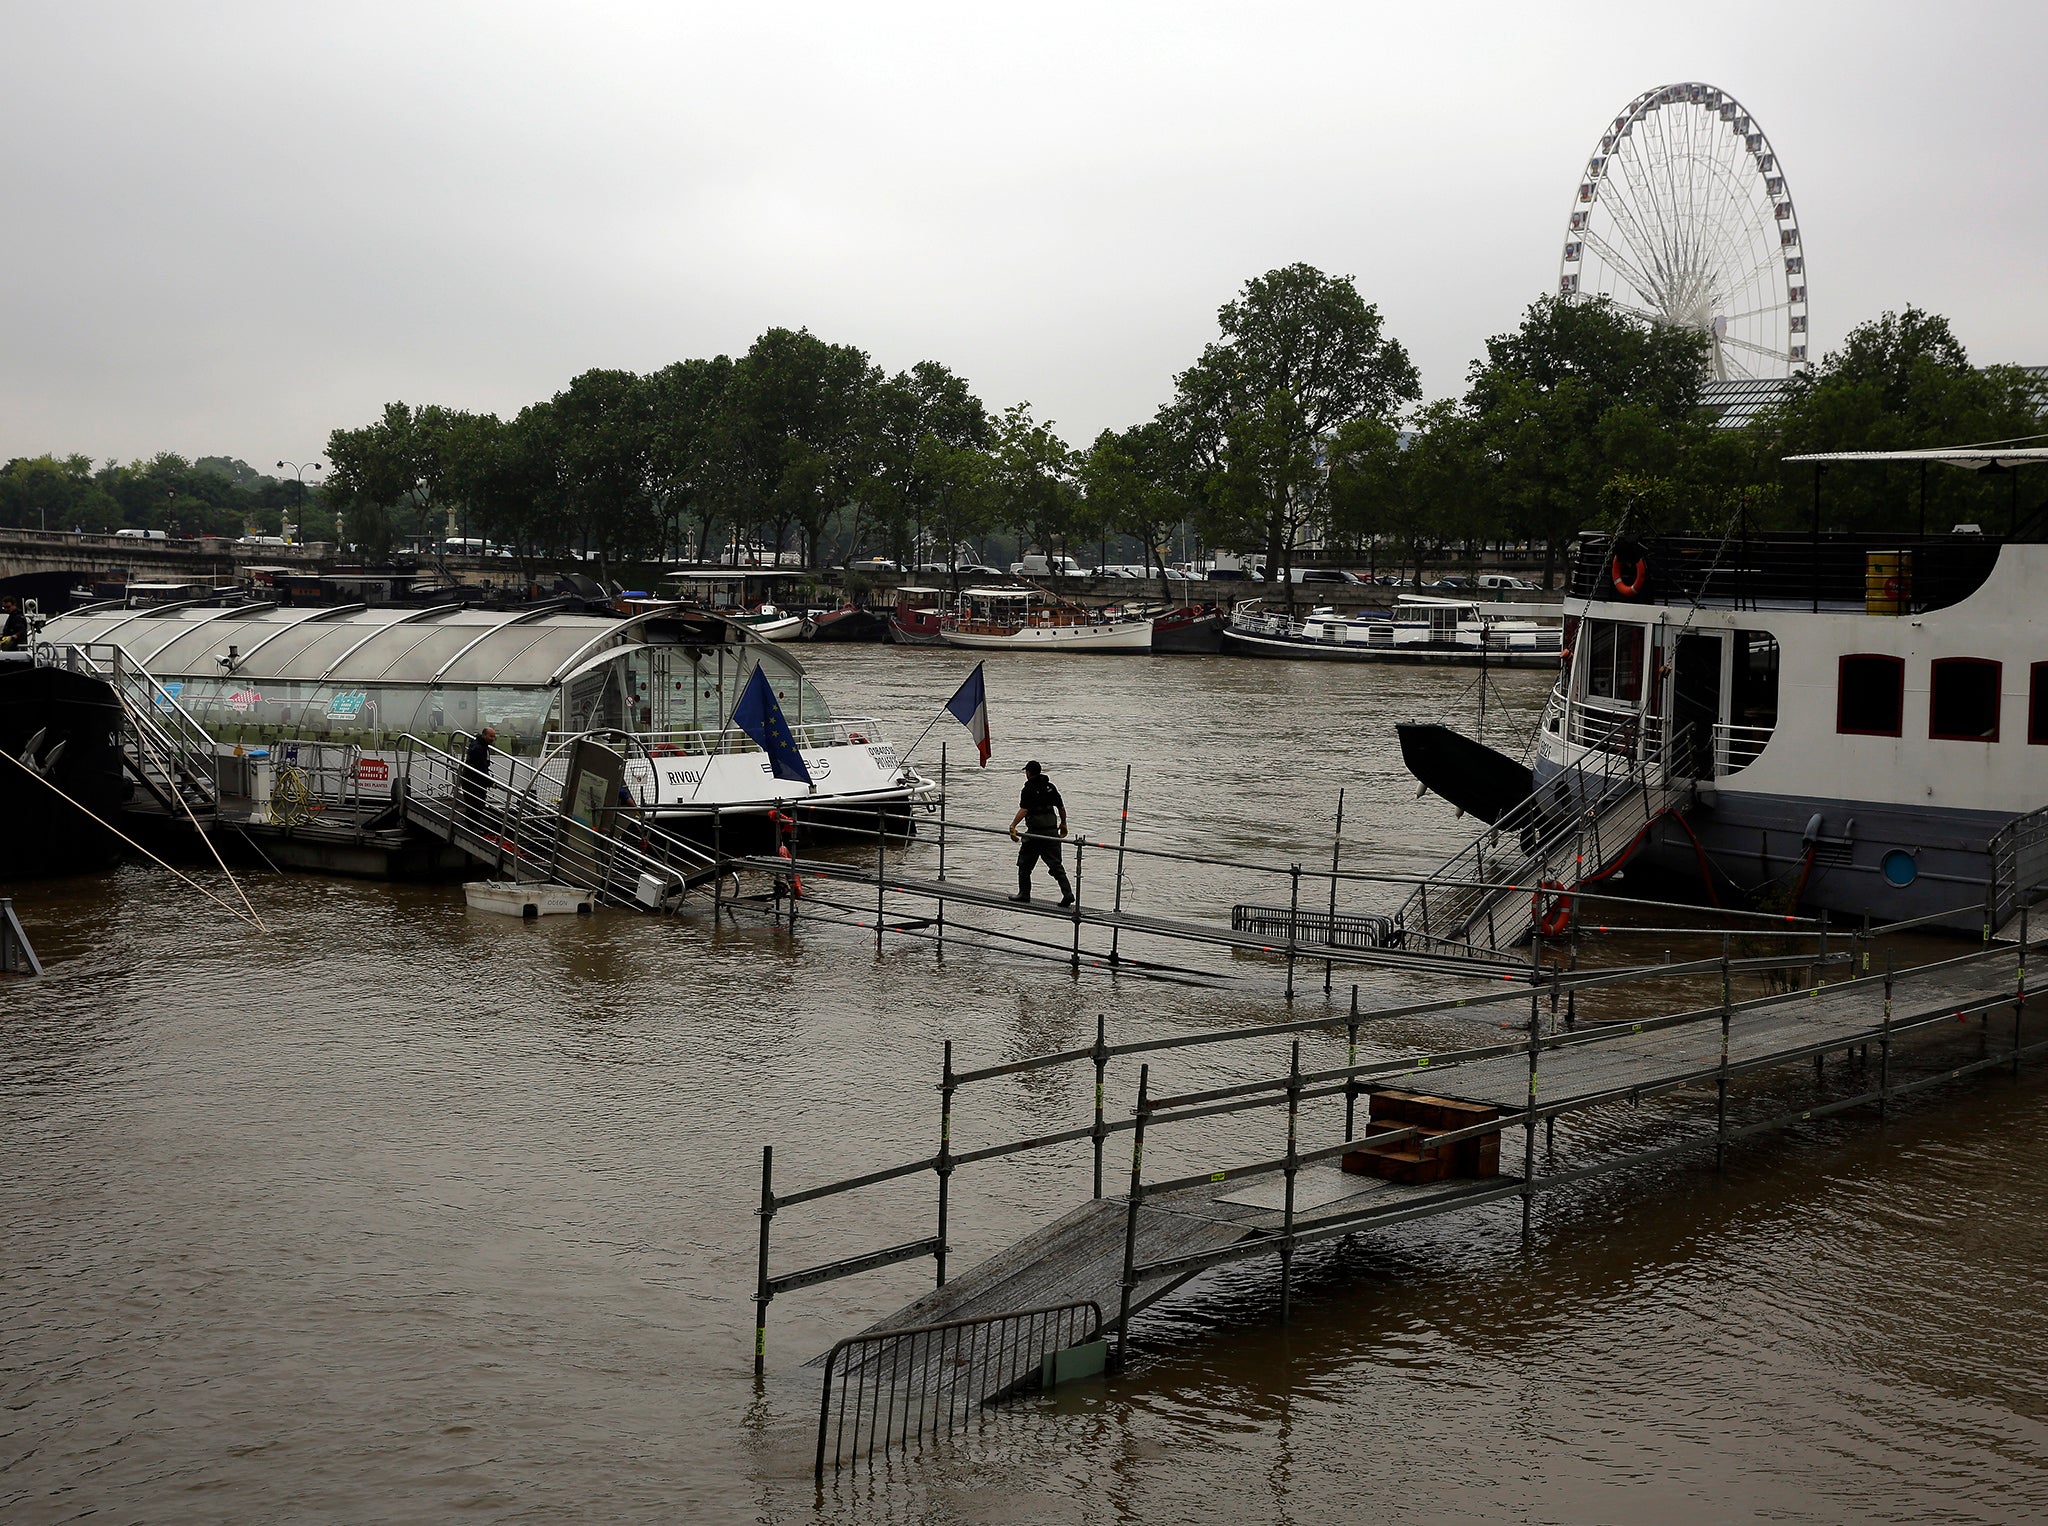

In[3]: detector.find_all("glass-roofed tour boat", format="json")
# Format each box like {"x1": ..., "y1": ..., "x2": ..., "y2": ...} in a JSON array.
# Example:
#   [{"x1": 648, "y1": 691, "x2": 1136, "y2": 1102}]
[{"x1": 36, "y1": 598, "x2": 934, "y2": 856}]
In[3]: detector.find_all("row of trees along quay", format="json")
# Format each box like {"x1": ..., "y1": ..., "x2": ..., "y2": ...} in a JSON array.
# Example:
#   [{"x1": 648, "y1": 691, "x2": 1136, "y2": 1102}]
[{"x1": 4, "y1": 274, "x2": 2041, "y2": 588}]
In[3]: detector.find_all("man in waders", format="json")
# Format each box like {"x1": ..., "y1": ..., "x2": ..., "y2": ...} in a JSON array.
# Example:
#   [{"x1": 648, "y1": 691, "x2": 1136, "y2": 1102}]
[{"x1": 1007, "y1": 760, "x2": 1073, "y2": 905}]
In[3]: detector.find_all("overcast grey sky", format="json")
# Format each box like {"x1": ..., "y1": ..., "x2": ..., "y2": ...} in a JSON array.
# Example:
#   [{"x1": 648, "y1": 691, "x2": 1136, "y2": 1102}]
[{"x1": 2, "y1": 1, "x2": 2043, "y2": 471}]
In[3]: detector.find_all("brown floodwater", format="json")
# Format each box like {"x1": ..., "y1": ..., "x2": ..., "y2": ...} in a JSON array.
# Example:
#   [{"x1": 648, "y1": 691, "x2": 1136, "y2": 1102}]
[{"x1": 5, "y1": 646, "x2": 2046, "y2": 1524}]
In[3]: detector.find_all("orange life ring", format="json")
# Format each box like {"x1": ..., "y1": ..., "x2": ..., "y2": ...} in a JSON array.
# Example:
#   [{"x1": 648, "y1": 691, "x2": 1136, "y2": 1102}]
[
  {"x1": 1531, "y1": 879, "x2": 1574, "y2": 938},
  {"x1": 846, "y1": 731, "x2": 868, "y2": 745},
  {"x1": 1610, "y1": 556, "x2": 1649, "y2": 598},
  {"x1": 651, "y1": 743, "x2": 683, "y2": 757}
]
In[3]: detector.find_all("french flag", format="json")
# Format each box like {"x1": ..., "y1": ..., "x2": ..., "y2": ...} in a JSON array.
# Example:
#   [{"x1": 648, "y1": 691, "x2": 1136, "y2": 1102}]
[{"x1": 943, "y1": 662, "x2": 992, "y2": 766}]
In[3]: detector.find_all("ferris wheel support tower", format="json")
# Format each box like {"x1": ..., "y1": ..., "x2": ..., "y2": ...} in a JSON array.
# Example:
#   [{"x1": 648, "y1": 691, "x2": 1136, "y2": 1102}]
[{"x1": 1559, "y1": 82, "x2": 1809, "y2": 380}]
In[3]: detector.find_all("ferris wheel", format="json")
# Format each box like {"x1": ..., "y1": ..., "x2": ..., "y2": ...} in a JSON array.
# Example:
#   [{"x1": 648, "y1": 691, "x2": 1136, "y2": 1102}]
[{"x1": 1559, "y1": 82, "x2": 1809, "y2": 379}]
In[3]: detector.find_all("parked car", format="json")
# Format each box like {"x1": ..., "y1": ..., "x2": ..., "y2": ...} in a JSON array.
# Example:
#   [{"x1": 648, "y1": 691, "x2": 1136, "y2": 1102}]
[
  {"x1": 114, "y1": 528, "x2": 169, "y2": 540},
  {"x1": 1289, "y1": 568, "x2": 1362, "y2": 584},
  {"x1": 1475, "y1": 573, "x2": 1537, "y2": 591}
]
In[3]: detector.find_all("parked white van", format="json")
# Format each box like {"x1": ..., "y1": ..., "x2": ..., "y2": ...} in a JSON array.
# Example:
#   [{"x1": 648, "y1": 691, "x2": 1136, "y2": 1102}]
[
  {"x1": 1010, "y1": 554, "x2": 1087, "y2": 577},
  {"x1": 113, "y1": 528, "x2": 169, "y2": 540}
]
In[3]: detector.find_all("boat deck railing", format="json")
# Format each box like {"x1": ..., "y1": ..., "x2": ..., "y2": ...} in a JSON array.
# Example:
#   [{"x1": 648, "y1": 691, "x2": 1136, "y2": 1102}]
[{"x1": 541, "y1": 716, "x2": 888, "y2": 759}]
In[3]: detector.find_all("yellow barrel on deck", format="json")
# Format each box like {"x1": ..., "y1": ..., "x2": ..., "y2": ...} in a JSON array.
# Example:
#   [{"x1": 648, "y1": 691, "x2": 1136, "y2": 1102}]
[{"x1": 1865, "y1": 550, "x2": 1912, "y2": 614}]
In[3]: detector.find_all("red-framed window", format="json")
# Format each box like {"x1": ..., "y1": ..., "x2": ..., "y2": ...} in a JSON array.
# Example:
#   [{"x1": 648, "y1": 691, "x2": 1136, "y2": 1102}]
[
  {"x1": 1929, "y1": 657, "x2": 2001, "y2": 742},
  {"x1": 2028, "y1": 662, "x2": 2048, "y2": 745},
  {"x1": 1837, "y1": 654, "x2": 1904, "y2": 737}
]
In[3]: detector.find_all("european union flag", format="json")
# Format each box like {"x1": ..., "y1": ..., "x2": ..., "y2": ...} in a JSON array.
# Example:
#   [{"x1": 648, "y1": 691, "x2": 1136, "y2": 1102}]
[{"x1": 732, "y1": 665, "x2": 814, "y2": 788}]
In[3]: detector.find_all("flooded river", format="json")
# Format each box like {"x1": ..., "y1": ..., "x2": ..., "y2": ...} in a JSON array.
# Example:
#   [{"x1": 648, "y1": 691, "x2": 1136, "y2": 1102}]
[{"x1": 6, "y1": 647, "x2": 2046, "y2": 1523}]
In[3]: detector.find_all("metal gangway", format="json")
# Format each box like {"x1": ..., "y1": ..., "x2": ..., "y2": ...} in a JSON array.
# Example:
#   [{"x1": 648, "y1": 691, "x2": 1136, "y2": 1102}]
[
  {"x1": 42, "y1": 641, "x2": 223, "y2": 822},
  {"x1": 1394, "y1": 727, "x2": 1697, "y2": 956},
  {"x1": 393, "y1": 733, "x2": 725, "y2": 909}
]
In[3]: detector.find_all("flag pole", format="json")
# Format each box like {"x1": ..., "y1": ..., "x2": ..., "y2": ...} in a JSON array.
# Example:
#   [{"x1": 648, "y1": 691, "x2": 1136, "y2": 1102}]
[{"x1": 896, "y1": 703, "x2": 954, "y2": 766}]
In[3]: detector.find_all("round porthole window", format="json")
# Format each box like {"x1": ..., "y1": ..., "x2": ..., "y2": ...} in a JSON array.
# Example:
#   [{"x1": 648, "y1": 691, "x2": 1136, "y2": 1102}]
[{"x1": 1881, "y1": 849, "x2": 1919, "y2": 888}]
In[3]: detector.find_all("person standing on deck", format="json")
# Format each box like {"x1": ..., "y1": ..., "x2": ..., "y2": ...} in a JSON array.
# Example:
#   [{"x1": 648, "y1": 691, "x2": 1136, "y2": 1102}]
[
  {"x1": 1008, "y1": 760, "x2": 1073, "y2": 905},
  {"x1": 460, "y1": 725, "x2": 497, "y2": 823},
  {"x1": 0, "y1": 599, "x2": 25, "y2": 651}
]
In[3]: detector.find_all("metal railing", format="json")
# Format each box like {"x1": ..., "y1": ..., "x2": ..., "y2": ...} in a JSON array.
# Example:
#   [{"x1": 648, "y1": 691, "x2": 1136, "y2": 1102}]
[
  {"x1": 1990, "y1": 802, "x2": 2048, "y2": 931},
  {"x1": 1711, "y1": 721, "x2": 1776, "y2": 776},
  {"x1": 1392, "y1": 730, "x2": 1692, "y2": 955},
  {"x1": 814, "y1": 1301, "x2": 1102, "y2": 1477},
  {"x1": 396, "y1": 733, "x2": 718, "y2": 906},
  {"x1": 542, "y1": 716, "x2": 889, "y2": 758},
  {"x1": 45, "y1": 641, "x2": 222, "y2": 811}
]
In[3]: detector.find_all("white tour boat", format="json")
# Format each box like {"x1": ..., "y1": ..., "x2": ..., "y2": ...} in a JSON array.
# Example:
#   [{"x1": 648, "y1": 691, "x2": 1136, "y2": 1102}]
[
  {"x1": 939, "y1": 588, "x2": 1153, "y2": 652},
  {"x1": 37, "y1": 601, "x2": 933, "y2": 848},
  {"x1": 1490, "y1": 447, "x2": 2048, "y2": 929}
]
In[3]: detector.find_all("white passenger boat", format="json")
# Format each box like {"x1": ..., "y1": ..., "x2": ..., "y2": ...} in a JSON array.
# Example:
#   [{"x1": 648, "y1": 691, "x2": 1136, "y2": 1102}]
[
  {"x1": 37, "y1": 601, "x2": 933, "y2": 846},
  {"x1": 939, "y1": 588, "x2": 1152, "y2": 652},
  {"x1": 1221, "y1": 596, "x2": 1561, "y2": 667},
  {"x1": 1466, "y1": 447, "x2": 2048, "y2": 930},
  {"x1": 666, "y1": 570, "x2": 805, "y2": 640}
]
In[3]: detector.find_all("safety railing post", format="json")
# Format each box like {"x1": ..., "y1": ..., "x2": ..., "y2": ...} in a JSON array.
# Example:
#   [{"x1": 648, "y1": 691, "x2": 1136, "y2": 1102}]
[
  {"x1": 935, "y1": 1041, "x2": 954, "y2": 1287},
  {"x1": 1117, "y1": 1065, "x2": 1150, "y2": 1365},
  {"x1": 1071, "y1": 837, "x2": 1084, "y2": 972},
  {"x1": 1522, "y1": 932, "x2": 1541, "y2": 1243},
  {"x1": 1091, "y1": 1014, "x2": 1109, "y2": 1200},
  {"x1": 2015, "y1": 901, "x2": 2030, "y2": 1076},
  {"x1": 1280, "y1": 1041, "x2": 1301, "y2": 1323},
  {"x1": 1343, "y1": 984, "x2": 1361, "y2": 1139},
  {"x1": 936, "y1": 742, "x2": 947, "y2": 961},
  {"x1": 754, "y1": 1145, "x2": 775, "y2": 1377},
  {"x1": 1325, "y1": 788, "x2": 1344, "y2": 994},
  {"x1": 1110, "y1": 764, "x2": 1132, "y2": 967},
  {"x1": 1716, "y1": 935, "x2": 1732, "y2": 1170},
  {"x1": 712, "y1": 805, "x2": 724, "y2": 917},
  {"x1": 875, "y1": 812, "x2": 886, "y2": 956},
  {"x1": 1285, "y1": 863, "x2": 1300, "y2": 1001},
  {"x1": 1879, "y1": 949, "x2": 1894, "y2": 1119}
]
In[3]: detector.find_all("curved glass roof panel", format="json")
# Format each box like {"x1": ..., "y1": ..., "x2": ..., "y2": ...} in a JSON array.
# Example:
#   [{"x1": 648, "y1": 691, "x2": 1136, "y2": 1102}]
[{"x1": 41, "y1": 606, "x2": 667, "y2": 688}]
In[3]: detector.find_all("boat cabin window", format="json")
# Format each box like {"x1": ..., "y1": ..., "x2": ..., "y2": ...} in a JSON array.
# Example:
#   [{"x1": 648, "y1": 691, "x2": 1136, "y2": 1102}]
[
  {"x1": 2031, "y1": 663, "x2": 2048, "y2": 746},
  {"x1": 1929, "y1": 658, "x2": 2001, "y2": 742},
  {"x1": 1731, "y1": 631, "x2": 1779, "y2": 729},
  {"x1": 1837, "y1": 655, "x2": 1904, "y2": 737},
  {"x1": 1580, "y1": 620, "x2": 1644, "y2": 703}
]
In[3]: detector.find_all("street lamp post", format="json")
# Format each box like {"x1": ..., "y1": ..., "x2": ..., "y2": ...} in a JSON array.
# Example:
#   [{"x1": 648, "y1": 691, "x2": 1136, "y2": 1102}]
[{"x1": 276, "y1": 460, "x2": 324, "y2": 544}]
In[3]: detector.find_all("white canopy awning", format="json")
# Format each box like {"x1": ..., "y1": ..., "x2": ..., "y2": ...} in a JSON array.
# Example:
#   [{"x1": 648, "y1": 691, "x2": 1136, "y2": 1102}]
[{"x1": 1782, "y1": 447, "x2": 2048, "y2": 470}]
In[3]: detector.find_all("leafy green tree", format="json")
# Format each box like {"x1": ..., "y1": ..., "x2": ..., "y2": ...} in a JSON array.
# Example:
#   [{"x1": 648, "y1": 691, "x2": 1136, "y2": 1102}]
[
  {"x1": 1463, "y1": 295, "x2": 1709, "y2": 583},
  {"x1": 0, "y1": 453, "x2": 114, "y2": 530},
  {"x1": 1761, "y1": 308, "x2": 2045, "y2": 532},
  {"x1": 991, "y1": 403, "x2": 1079, "y2": 575},
  {"x1": 868, "y1": 361, "x2": 990, "y2": 566},
  {"x1": 726, "y1": 328, "x2": 881, "y2": 567},
  {"x1": 1079, "y1": 420, "x2": 1194, "y2": 579},
  {"x1": 1170, "y1": 264, "x2": 1420, "y2": 599},
  {"x1": 326, "y1": 402, "x2": 471, "y2": 549},
  {"x1": 647, "y1": 355, "x2": 738, "y2": 561}
]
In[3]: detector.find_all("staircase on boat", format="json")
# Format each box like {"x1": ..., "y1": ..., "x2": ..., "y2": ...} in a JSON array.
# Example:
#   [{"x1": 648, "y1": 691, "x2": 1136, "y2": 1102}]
[{"x1": 1395, "y1": 726, "x2": 1698, "y2": 956}]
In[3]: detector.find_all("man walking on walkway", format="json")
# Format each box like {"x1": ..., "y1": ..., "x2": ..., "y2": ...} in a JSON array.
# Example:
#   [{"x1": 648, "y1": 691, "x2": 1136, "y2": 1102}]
[{"x1": 1008, "y1": 759, "x2": 1073, "y2": 905}]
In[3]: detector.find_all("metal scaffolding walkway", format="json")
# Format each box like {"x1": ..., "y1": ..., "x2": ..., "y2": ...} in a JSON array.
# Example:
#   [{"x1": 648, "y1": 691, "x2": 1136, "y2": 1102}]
[{"x1": 759, "y1": 925, "x2": 2043, "y2": 1473}]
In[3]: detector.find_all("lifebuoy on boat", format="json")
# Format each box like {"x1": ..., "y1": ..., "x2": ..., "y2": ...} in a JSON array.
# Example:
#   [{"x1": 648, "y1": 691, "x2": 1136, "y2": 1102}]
[
  {"x1": 1610, "y1": 556, "x2": 1649, "y2": 598},
  {"x1": 846, "y1": 731, "x2": 868, "y2": 746},
  {"x1": 1531, "y1": 879, "x2": 1573, "y2": 938},
  {"x1": 651, "y1": 743, "x2": 683, "y2": 757}
]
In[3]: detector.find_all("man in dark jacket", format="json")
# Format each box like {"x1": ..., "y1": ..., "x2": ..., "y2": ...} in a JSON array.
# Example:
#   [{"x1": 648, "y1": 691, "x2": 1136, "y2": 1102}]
[
  {"x1": 460, "y1": 725, "x2": 497, "y2": 823},
  {"x1": 1007, "y1": 759, "x2": 1073, "y2": 905},
  {"x1": 0, "y1": 598, "x2": 25, "y2": 651}
]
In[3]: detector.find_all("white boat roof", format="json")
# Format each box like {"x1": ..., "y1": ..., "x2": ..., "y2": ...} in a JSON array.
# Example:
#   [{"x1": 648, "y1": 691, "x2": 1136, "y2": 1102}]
[
  {"x1": 40, "y1": 602, "x2": 730, "y2": 687},
  {"x1": 894, "y1": 585, "x2": 944, "y2": 595},
  {"x1": 962, "y1": 586, "x2": 1032, "y2": 598},
  {"x1": 1782, "y1": 448, "x2": 2048, "y2": 470}
]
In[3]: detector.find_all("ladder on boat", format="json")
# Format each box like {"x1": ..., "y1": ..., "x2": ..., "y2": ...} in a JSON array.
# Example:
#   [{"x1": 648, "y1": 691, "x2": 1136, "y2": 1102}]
[
  {"x1": 1395, "y1": 728, "x2": 1697, "y2": 956},
  {"x1": 393, "y1": 734, "x2": 725, "y2": 909}
]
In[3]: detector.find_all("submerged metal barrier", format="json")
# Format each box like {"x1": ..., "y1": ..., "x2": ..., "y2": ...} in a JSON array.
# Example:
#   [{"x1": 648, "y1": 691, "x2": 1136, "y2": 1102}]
[{"x1": 814, "y1": 1301, "x2": 1103, "y2": 1478}]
